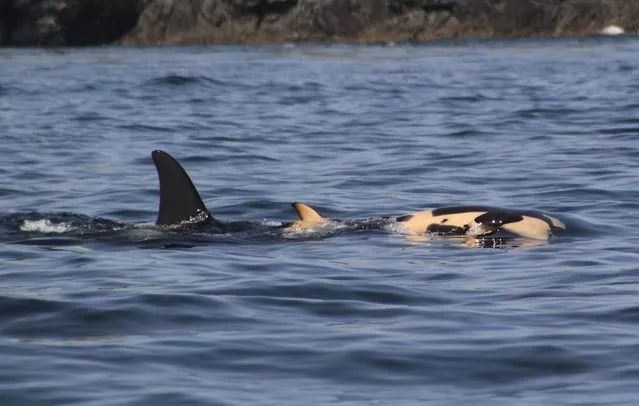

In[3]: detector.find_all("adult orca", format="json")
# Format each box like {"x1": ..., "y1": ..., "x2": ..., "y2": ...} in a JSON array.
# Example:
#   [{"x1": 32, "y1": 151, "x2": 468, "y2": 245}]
[{"x1": 151, "y1": 152, "x2": 393, "y2": 236}]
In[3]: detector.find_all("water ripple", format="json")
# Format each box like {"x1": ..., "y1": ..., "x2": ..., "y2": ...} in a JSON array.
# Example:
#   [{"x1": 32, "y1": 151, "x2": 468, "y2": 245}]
[{"x1": 1, "y1": 38, "x2": 638, "y2": 405}]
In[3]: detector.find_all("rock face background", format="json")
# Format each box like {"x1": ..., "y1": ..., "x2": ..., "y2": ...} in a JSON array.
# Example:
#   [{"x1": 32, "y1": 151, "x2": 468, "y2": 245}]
[
  {"x1": 0, "y1": 0, "x2": 143, "y2": 46},
  {"x1": 1, "y1": 0, "x2": 638, "y2": 46}
]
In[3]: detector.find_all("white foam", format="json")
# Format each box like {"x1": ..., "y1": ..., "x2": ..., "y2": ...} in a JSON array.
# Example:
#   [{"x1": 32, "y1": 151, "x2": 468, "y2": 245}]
[
  {"x1": 281, "y1": 220, "x2": 346, "y2": 238},
  {"x1": 158, "y1": 210, "x2": 211, "y2": 230},
  {"x1": 20, "y1": 219, "x2": 72, "y2": 234},
  {"x1": 384, "y1": 222, "x2": 410, "y2": 235},
  {"x1": 600, "y1": 25, "x2": 625, "y2": 36},
  {"x1": 260, "y1": 220, "x2": 283, "y2": 227}
]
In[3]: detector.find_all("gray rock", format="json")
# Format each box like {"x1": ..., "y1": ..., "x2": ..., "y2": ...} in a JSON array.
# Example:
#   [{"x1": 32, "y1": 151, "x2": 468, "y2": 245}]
[
  {"x1": 2, "y1": 0, "x2": 638, "y2": 46},
  {"x1": 124, "y1": 0, "x2": 639, "y2": 45}
]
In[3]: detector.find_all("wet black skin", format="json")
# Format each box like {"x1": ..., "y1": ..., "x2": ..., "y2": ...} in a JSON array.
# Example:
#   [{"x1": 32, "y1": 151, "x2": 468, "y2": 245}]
[
  {"x1": 152, "y1": 150, "x2": 216, "y2": 227},
  {"x1": 432, "y1": 206, "x2": 554, "y2": 227}
]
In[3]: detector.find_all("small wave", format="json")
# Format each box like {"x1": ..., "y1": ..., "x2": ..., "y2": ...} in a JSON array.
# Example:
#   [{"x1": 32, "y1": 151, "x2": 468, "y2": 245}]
[
  {"x1": 71, "y1": 112, "x2": 108, "y2": 122},
  {"x1": 156, "y1": 210, "x2": 212, "y2": 231},
  {"x1": 384, "y1": 222, "x2": 409, "y2": 235},
  {"x1": 145, "y1": 74, "x2": 225, "y2": 87},
  {"x1": 20, "y1": 219, "x2": 73, "y2": 234},
  {"x1": 282, "y1": 220, "x2": 347, "y2": 238},
  {"x1": 118, "y1": 123, "x2": 171, "y2": 133},
  {"x1": 260, "y1": 220, "x2": 284, "y2": 227}
]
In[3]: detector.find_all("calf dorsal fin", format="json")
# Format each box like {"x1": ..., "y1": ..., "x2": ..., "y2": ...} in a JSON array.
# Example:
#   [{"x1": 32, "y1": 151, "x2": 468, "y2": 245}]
[
  {"x1": 152, "y1": 150, "x2": 212, "y2": 226},
  {"x1": 291, "y1": 202, "x2": 324, "y2": 222}
]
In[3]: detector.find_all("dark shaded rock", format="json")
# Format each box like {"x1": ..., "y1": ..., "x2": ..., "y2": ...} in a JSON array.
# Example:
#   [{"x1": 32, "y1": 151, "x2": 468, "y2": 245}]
[
  {"x1": 125, "y1": 0, "x2": 392, "y2": 44},
  {"x1": 309, "y1": 0, "x2": 388, "y2": 37},
  {"x1": 227, "y1": 0, "x2": 298, "y2": 12},
  {"x1": 0, "y1": 0, "x2": 143, "y2": 46},
  {"x1": 134, "y1": 0, "x2": 269, "y2": 44}
]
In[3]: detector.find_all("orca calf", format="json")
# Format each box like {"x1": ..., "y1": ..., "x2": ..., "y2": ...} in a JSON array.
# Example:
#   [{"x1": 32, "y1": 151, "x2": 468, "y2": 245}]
[
  {"x1": 153, "y1": 150, "x2": 567, "y2": 241},
  {"x1": 286, "y1": 202, "x2": 566, "y2": 240},
  {"x1": 284, "y1": 202, "x2": 393, "y2": 234},
  {"x1": 395, "y1": 207, "x2": 566, "y2": 240}
]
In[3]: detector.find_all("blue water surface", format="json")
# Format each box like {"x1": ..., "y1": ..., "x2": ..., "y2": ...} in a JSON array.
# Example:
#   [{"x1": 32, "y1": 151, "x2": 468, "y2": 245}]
[{"x1": 1, "y1": 36, "x2": 639, "y2": 405}]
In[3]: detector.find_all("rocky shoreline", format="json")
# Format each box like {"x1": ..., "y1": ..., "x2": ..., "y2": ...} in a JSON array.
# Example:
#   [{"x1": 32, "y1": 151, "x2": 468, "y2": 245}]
[{"x1": 1, "y1": 0, "x2": 637, "y2": 47}]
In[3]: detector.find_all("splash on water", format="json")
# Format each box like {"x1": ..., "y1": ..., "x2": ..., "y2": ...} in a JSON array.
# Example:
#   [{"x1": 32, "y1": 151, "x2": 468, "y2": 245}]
[
  {"x1": 20, "y1": 219, "x2": 73, "y2": 234},
  {"x1": 281, "y1": 220, "x2": 347, "y2": 238}
]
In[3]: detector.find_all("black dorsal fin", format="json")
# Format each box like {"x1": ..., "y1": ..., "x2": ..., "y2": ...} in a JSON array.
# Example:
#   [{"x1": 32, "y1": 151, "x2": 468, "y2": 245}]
[{"x1": 152, "y1": 150, "x2": 212, "y2": 226}]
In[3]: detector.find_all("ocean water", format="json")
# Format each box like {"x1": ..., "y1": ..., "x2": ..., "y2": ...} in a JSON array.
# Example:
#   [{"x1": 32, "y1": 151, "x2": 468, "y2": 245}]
[{"x1": 1, "y1": 37, "x2": 638, "y2": 405}]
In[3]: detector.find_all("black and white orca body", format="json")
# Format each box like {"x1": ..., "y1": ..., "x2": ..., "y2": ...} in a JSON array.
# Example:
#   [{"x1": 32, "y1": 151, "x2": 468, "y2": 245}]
[
  {"x1": 396, "y1": 206, "x2": 566, "y2": 240},
  {"x1": 151, "y1": 150, "x2": 567, "y2": 241},
  {"x1": 285, "y1": 203, "x2": 566, "y2": 240}
]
